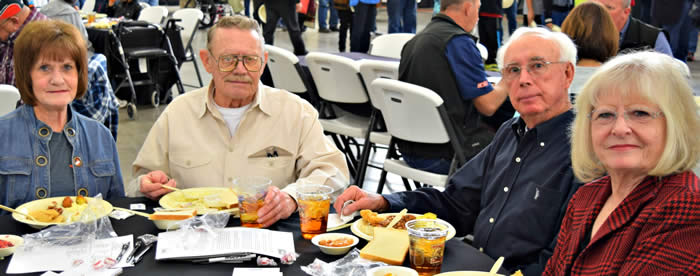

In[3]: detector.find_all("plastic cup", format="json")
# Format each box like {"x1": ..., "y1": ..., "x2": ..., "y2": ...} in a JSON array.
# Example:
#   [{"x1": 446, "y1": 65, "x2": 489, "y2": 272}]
[
  {"x1": 232, "y1": 176, "x2": 271, "y2": 228},
  {"x1": 297, "y1": 184, "x2": 333, "y2": 240},
  {"x1": 87, "y1": 12, "x2": 96, "y2": 24},
  {"x1": 406, "y1": 219, "x2": 449, "y2": 276}
]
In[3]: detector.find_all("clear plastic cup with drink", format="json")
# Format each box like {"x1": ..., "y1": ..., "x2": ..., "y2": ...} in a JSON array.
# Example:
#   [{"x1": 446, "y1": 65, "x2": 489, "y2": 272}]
[
  {"x1": 297, "y1": 184, "x2": 333, "y2": 239},
  {"x1": 406, "y1": 219, "x2": 449, "y2": 276},
  {"x1": 232, "y1": 176, "x2": 271, "y2": 228}
]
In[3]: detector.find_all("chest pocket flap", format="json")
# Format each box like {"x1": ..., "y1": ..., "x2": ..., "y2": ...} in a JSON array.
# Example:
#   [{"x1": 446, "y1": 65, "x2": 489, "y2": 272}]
[
  {"x1": 170, "y1": 152, "x2": 212, "y2": 169},
  {"x1": 0, "y1": 158, "x2": 32, "y2": 175},
  {"x1": 247, "y1": 145, "x2": 295, "y2": 169},
  {"x1": 89, "y1": 160, "x2": 116, "y2": 177}
]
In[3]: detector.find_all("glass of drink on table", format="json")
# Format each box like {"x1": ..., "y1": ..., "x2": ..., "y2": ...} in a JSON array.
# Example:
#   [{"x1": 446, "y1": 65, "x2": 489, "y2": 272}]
[
  {"x1": 233, "y1": 176, "x2": 271, "y2": 228},
  {"x1": 297, "y1": 184, "x2": 333, "y2": 239},
  {"x1": 87, "y1": 12, "x2": 96, "y2": 23},
  {"x1": 406, "y1": 219, "x2": 449, "y2": 276}
]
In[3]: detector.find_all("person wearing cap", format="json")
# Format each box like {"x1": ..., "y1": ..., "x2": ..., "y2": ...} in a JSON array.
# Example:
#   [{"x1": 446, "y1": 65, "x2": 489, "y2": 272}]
[
  {"x1": 0, "y1": 0, "x2": 47, "y2": 86},
  {"x1": 0, "y1": 20, "x2": 125, "y2": 210}
]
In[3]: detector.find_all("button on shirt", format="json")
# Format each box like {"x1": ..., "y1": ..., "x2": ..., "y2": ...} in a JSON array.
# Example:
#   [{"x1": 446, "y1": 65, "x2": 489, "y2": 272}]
[
  {"x1": 129, "y1": 82, "x2": 350, "y2": 200},
  {"x1": 384, "y1": 110, "x2": 582, "y2": 275}
]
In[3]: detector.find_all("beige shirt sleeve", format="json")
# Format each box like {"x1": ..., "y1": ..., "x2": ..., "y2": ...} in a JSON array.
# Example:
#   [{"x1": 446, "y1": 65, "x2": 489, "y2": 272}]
[
  {"x1": 281, "y1": 102, "x2": 350, "y2": 203},
  {"x1": 128, "y1": 110, "x2": 172, "y2": 197}
]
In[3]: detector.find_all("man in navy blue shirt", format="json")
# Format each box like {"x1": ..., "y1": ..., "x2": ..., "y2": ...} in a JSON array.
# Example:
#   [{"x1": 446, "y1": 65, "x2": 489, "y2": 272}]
[
  {"x1": 336, "y1": 27, "x2": 583, "y2": 276},
  {"x1": 397, "y1": 0, "x2": 509, "y2": 174}
]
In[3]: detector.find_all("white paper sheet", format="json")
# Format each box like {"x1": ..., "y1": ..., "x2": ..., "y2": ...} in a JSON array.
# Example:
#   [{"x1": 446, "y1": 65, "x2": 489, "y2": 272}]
[
  {"x1": 7, "y1": 235, "x2": 134, "y2": 274},
  {"x1": 232, "y1": 267, "x2": 282, "y2": 276},
  {"x1": 155, "y1": 227, "x2": 295, "y2": 261}
]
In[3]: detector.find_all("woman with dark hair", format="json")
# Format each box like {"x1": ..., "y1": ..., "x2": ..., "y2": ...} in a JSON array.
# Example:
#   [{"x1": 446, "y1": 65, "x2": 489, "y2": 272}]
[
  {"x1": 0, "y1": 20, "x2": 124, "y2": 209},
  {"x1": 561, "y1": 1, "x2": 618, "y2": 95}
]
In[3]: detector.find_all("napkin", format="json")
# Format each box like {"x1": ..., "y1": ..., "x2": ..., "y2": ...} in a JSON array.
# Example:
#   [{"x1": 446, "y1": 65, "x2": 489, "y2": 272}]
[{"x1": 327, "y1": 200, "x2": 359, "y2": 230}]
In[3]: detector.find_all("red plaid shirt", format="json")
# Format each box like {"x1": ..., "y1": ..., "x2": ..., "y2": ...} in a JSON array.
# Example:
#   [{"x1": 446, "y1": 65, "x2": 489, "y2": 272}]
[{"x1": 544, "y1": 171, "x2": 700, "y2": 275}]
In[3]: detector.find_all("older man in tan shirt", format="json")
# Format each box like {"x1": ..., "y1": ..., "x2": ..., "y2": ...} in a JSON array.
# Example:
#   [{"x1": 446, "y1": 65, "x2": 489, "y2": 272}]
[{"x1": 130, "y1": 15, "x2": 349, "y2": 227}]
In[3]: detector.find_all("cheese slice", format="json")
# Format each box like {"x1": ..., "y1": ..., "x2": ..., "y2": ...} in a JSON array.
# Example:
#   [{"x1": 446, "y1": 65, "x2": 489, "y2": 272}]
[{"x1": 360, "y1": 227, "x2": 409, "y2": 265}]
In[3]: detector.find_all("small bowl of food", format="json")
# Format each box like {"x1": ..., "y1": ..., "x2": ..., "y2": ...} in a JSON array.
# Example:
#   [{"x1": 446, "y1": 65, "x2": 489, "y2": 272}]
[
  {"x1": 311, "y1": 233, "x2": 359, "y2": 255},
  {"x1": 0, "y1": 235, "x2": 24, "y2": 259},
  {"x1": 366, "y1": 266, "x2": 419, "y2": 276},
  {"x1": 149, "y1": 209, "x2": 197, "y2": 231}
]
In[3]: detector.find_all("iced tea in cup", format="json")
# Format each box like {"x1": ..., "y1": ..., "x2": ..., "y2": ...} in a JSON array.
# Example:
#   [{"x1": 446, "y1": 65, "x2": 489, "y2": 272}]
[
  {"x1": 406, "y1": 219, "x2": 449, "y2": 276},
  {"x1": 233, "y1": 176, "x2": 271, "y2": 228},
  {"x1": 297, "y1": 184, "x2": 333, "y2": 239},
  {"x1": 87, "y1": 12, "x2": 96, "y2": 23}
]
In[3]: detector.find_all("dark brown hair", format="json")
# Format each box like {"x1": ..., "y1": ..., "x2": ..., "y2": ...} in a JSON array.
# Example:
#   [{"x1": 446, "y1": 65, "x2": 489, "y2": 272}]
[
  {"x1": 13, "y1": 20, "x2": 88, "y2": 106},
  {"x1": 561, "y1": 2, "x2": 618, "y2": 63}
]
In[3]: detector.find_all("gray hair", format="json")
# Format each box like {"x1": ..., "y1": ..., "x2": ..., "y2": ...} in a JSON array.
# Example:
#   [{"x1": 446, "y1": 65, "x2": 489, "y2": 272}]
[
  {"x1": 206, "y1": 15, "x2": 266, "y2": 55},
  {"x1": 496, "y1": 27, "x2": 577, "y2": 70},
  {"x1": 441, "y1": 0, "x2": 474, "y2": 11}
]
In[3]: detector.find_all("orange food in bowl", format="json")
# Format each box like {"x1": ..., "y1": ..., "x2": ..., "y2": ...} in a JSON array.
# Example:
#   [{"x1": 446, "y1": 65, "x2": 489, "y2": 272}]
[{"x1": 318, "y1": 237, "x2": 354, "y2": 247}]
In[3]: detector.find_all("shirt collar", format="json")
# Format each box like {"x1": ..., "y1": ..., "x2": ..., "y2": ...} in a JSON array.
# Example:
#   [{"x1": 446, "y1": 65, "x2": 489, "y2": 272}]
[
  {"x1": 510, "y1": 109, "x2": 575, "y2": 140},
  {"x1": 200, "y1": 80, "x2": 272, "y2": 119},
  {"x1": 619, "y1": 17, "x2": 631, "y2": 41}
]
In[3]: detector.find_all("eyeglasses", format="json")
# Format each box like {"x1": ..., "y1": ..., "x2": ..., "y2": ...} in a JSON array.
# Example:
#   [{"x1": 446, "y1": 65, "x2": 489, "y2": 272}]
[
  {"x1": 589, "y1": 107, "x2": 664, "y2": 126},
  {"x1": 502, "y1": 60, "x2": 568, "y2": 81},
  {"x1": 210, "y1": 53, "x2": 262, "y2": 72}
]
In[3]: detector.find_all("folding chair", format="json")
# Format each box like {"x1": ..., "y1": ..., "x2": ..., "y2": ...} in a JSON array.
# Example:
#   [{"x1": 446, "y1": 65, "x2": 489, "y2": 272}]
[
  {"x1": 265, "y1": 45, "x2": 319, "y2": 108},
  {"x1": 305, "y1": 52, "x2": 371, "y2": 180},
  {"x1": 171, "y1": 8, "x2": 204, "y2": 88},
  {"x1": 353, "y1": 59, "x2": 399, "y2": 187},
  {"x1": 0, "y1": 84, "x2": 20, "y2": 117},
  {"x1": 369, "y1": 78, "x2": 468, "y2": 193},
  {"x1": 138, "y1": 6, "x2": 169, "y2": 25},
  {"x1": 368, "y1": 33, "x2": 415, "y2": 59},
  {"x1": 109, "y1": 21, "x2": 185, "y2": 119},
  {"x1": 81, "y1": 0, "x2": 95, "y2": 12}
]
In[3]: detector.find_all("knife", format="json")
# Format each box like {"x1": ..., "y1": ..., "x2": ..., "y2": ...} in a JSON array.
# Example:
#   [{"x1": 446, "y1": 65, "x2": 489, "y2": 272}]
[{"x1": 115, "y1": 242, "x2": 130, "y2": 263}]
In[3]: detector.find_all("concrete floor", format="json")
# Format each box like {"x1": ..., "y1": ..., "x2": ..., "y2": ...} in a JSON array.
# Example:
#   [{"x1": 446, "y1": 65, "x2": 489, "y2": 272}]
[{"x1": 116, "y1": 7, "x2": 700, "y2": 191}]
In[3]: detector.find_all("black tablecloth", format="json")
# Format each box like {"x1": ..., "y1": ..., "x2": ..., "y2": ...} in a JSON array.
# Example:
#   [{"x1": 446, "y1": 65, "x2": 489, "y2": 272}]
[
  {"x1": 87, "y1": 25, "x2": 186, "y2": 103},
  {"x1": 0, "y1": 197, "x2": 507, "y2": 275}
]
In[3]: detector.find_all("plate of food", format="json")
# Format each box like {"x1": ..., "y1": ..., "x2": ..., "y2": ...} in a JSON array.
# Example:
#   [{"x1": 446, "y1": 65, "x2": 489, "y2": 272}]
[
  {"x1": 351, "y1": 210, "x2": 456, "y2": 241},
  {"x1": 159, "y1": 187, "x2": 239, "y2": 215},
  {"x1": 12, "y1": 196, "x2": 113, "y2": 229}
]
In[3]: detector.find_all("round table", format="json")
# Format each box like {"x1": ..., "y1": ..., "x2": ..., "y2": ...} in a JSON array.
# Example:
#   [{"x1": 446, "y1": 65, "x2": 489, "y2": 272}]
[{"x1": 0, "y1": 197, "x2": 508, "y2": 275}]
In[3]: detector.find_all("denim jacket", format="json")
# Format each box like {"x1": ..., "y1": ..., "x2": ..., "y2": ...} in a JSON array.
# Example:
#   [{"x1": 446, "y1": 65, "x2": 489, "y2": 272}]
[{"x1": 0, "y1": 105, "x2": 125, "y2": 209}]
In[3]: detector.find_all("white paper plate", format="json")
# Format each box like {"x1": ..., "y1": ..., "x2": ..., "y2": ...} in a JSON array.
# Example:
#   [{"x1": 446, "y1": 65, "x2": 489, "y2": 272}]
[
  {"x1": 159, "y1": 187, "x2": 238, "y2": 215},
  {"x1": 350, "y1": 213, "x2": 456, "y2": 241},
  {"x1": 12, "y1": 197, "x2": 113, "y2": 229}
]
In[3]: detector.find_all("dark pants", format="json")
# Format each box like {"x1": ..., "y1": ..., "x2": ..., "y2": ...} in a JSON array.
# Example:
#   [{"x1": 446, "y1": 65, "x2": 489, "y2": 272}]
[
  {"x1": 338, "y1": 9, "x2": 353, "y2": 52},
  {"x1": 263, "y1": 0, "x2": 308, "y2": 55},
  {"x1": 478, "y1": 16, "x2": 499, "y2": 64},
  {"x1": 350, "y1": 3, "x2": 377, "y2": 53}
]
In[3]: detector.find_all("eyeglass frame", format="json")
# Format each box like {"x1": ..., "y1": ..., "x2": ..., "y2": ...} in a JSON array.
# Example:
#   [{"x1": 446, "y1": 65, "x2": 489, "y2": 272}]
[
  {"x1": 208, "y1": 51, "x2": 263, "y2": 72},
  {"x1": 501, "y1": 60, "x2": 569, "y2": 81},
  {"x1": 588, "y1": 107, "x2": 665, "y2": 126}
]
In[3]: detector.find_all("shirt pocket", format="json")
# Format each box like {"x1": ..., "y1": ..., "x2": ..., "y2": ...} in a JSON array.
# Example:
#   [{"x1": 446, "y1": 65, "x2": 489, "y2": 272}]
[
  {"x1": 528, "y1": 184, "x2": 565, "y2": 238},
  {"x1": 0, "y1": 157, "x2": 32, "y2": 208},
  {"x1": 88, "y1": 159, "x2": 116, "y2": 197},
  {"x1": 247, "y1": 146, "x2": 295, "y2": 170},
  {"x1": 170, "y1": 152, "x2": 212, "y2": 169}
]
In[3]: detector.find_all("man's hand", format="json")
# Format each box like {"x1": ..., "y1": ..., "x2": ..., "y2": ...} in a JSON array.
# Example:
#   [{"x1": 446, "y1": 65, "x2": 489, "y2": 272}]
[
  {"x1": 257, "y1": 186, "x2": 297, "y2": 228},
  {"x1": 139, "y1": 170, "x2": 176, "y2": 200},
  {"x1": 296, "y1": 2, "x2": 302, "y2": 12},
  {"x1": 333, "y1": 186, "x2": 389, "y2": 216}
]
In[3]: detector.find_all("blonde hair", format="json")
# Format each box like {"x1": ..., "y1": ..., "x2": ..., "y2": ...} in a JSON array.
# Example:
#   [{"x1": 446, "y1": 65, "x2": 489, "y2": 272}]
[{"x1": 570, "y1": 51, "x2": 700, "y2": 182}]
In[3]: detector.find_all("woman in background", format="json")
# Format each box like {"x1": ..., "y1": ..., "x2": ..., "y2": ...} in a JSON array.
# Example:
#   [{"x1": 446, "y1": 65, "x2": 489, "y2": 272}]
[{"x1": 560, "y1": 1, "x2": 618, "y2": 96}]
